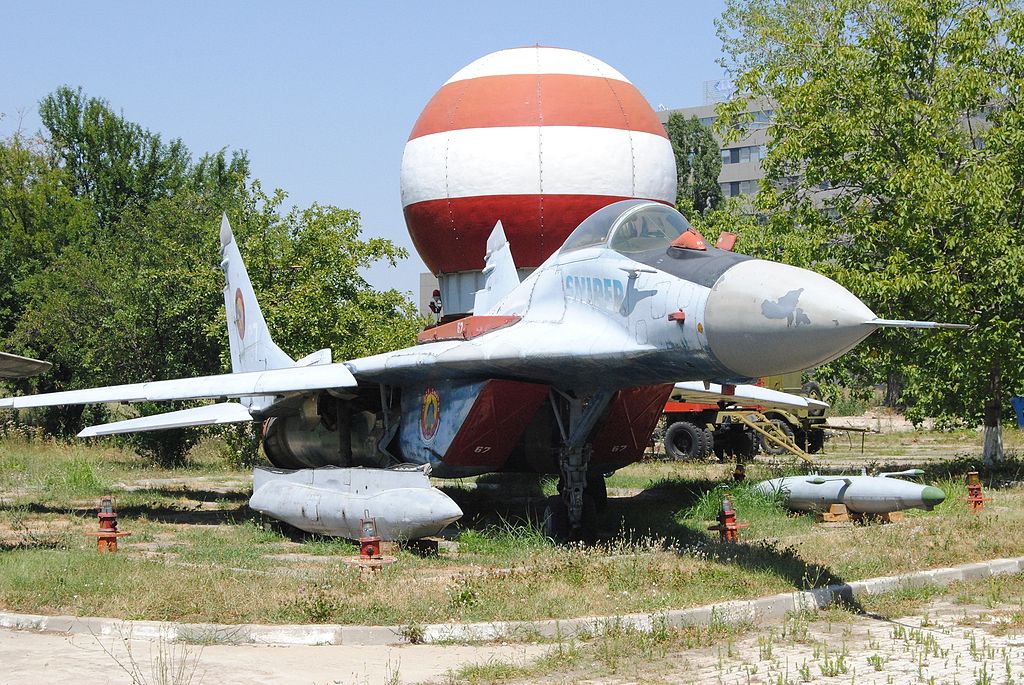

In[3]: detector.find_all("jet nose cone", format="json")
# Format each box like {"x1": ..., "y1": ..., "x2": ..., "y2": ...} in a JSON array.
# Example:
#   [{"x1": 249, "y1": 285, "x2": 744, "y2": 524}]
[{"x1": 705, "y1": 260, "x2": 876, "y2": 378}]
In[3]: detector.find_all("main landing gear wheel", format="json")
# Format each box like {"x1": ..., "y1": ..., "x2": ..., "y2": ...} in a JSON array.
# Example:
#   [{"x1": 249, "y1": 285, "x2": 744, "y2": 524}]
[
  {"x1": 664, "y1": 421, "x2": 712, "y2": 461},
  {"x1": 587, "y1": 475, "x2": 608, "y2": 514},
  {"x1": 542, "y1": 494, "x2": 598, "y2": 544}
]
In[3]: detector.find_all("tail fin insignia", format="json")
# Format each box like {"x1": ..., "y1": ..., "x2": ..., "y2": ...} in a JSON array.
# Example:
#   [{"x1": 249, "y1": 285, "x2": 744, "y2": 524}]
[{"x1": 219, "y1": 214, "x2": 293, "y2": 374}]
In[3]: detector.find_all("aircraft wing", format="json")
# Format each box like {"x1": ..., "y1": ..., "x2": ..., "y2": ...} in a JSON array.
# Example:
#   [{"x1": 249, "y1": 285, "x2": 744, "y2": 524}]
[
  {"x1": 78, "y1": 402, "x2": 253, "y2": 437},
  {"x1": 0, "y1": 364, "x2": 356, "y2": 410},
  {"x1": 0, "y1": 352, "x2": 52, "y2": 379},
  {"x1": 670, "y1": 381, "x2": 829, "y2": 412}
]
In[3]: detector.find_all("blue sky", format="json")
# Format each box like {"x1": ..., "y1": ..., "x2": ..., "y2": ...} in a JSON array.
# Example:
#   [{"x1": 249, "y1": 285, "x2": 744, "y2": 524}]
[{"x1": 3, "y1": 1, "x2": 727, "y2": 298}]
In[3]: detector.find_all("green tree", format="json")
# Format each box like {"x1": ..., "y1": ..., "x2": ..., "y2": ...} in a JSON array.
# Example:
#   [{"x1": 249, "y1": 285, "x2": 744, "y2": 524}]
[
  {"x1": 665, "y1": 112, "x2": 724, "y2": 216},
  {"x1": 39, "y1": 86, "x2": 191, "y2": 225},
  {"x1": 717, "y1": 0, "x2": 1024, "y2": 458},
  {"x1": 2, "y1": 88, "x2": 423, "y2": 465}
]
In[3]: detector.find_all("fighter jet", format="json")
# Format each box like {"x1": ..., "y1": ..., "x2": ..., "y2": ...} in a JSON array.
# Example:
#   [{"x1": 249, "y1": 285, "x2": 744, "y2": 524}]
[{"x1": 0, "y1": 201, "x2": 965, "y2": 540}]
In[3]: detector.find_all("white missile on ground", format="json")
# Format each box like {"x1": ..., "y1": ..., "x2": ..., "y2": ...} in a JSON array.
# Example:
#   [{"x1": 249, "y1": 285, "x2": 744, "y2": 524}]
[
  {"x1": 248, "y1": 465, "x2": 463, "y2": 540},
  {"x1": 753, "y1": 469, "x2": 946, "y2": 514}
]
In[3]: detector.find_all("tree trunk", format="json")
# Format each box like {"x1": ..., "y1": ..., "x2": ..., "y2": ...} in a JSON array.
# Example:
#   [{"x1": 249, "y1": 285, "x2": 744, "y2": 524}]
[
  {"x1": 884, "y1": 370, "x2": 904, "y2": 409},
  {"x1": 983, "y1": 362, "x2": 1003, "y2": 465}
]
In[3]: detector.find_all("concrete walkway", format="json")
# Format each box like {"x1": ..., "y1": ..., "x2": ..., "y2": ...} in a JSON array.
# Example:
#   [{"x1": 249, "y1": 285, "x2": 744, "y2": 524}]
[
  {"x1": 1, "y1": 557, "x2": 1021, "y2": 684},
  {"x1": 2, "y1": 556, "x2": 1020, "y2": 647},
  {"x1": 0, "y1": 630, "x2": 545, "y2": 684}
]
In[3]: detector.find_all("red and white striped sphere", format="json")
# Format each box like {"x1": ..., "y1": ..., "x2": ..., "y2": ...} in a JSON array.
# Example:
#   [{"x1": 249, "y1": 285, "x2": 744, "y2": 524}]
[{"x1": 401, "y1": 46, "x2": 677, "y2": 275}]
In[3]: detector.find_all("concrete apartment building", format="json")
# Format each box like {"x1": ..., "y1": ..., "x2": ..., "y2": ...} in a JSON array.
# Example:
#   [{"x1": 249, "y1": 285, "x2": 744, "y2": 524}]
[{"x1": 656, "y1": 94, "x2": 774, "y2": 202}]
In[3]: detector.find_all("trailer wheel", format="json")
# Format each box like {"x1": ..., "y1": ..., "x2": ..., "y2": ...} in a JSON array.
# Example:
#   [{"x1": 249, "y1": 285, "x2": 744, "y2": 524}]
[
  {"x1": 664, "y1": 421, "x2": 710, "y2": 461},
  {"x1": 802, "y1": 381, "x2": 826, "y2": 417},
  {"x1": 760, "y1": 418, "x2": 795, "y2": 455},
  {"x1": 807, "y1": 428, "x2": 825, "y2": 454},
  {"x1": 729, "y1": 429, "x2": 758, "y2": 459}
]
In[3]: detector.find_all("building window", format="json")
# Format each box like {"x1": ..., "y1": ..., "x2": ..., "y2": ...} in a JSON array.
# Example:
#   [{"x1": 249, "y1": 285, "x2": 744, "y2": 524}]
[
  {"x1": 739, "y1": 180, "x2": 759, "y2": 195},
  {"x1": 721, "y1": 145, "x2": 768, "y2": 165}
]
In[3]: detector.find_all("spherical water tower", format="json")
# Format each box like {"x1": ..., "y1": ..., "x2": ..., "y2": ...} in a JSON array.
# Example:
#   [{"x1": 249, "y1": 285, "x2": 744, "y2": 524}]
[{"x1": 401, "y1": 46, "x2": 677, "y2": 315}]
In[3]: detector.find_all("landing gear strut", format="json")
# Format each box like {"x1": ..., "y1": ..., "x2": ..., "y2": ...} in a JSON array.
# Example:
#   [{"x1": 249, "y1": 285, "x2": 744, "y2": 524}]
[{"x1": 543, "y1": 389, "x2": 614, "y2": 542}]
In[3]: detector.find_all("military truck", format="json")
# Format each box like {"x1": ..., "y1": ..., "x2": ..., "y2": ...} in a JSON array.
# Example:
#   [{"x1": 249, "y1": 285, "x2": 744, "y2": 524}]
[{"x1": 661, "y1": 372, "x2": 828, "y2": 461}]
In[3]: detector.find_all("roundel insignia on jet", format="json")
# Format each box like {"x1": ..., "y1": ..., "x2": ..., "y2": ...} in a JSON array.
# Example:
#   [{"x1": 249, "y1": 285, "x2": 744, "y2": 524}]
[
  {"x1": 420, "y1": 387, "x2": 441, "y2": 441},
  {"x1": 234, "y1": 288, "x2": 246, "y2": 340}
]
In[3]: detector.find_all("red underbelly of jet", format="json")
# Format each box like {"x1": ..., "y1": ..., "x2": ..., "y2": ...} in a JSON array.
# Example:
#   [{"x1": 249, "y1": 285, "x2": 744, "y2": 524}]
[
  {"x1": 400, "y1": 378, "x2": 550, "y2": 473},
  {"x1": 441, "y1": 379, "x2": 550, "y2": 469},
  {"x1": 589, "y1": 384, "x2": 675, "y2": 470}
]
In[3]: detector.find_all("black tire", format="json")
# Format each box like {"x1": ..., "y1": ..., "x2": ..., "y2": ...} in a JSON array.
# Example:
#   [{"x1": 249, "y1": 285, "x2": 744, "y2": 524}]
[
  {"x1": 802, "y1": 381, "x2": 826, "y2": 417},
  {"x1": 542, "y1": 496, "x2": 570, "y2": 542},
  {"x1": 761, "y1": 418, "x2": 795, "y2": 455},
  {"x1": 664, "y1": 421, "x2": 710, "y2": 461},
  {"x1": 542, "y1": 495, "x2": 598, "y2": 543},
  {"x1": 712, "y1": 439, "x2": 725, "y2": 461},
  {"x1": 730, "y1": 429, "x2": 757, "y2": 460},
  {"x1": 586, "y1": 475, "x2": 608, "y2": 514},
  {"x1": 807, "y1": 428, "x2": 825, "y2": 454},
  {"x1": 701, "y1": 427, "x2": 715, "y2": 458}
]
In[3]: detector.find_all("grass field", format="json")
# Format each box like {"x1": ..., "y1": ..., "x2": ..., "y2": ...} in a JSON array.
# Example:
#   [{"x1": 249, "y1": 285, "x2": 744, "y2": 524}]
[{"x1": 0, "y1": 426, "x2": 1022, "y2": 627}]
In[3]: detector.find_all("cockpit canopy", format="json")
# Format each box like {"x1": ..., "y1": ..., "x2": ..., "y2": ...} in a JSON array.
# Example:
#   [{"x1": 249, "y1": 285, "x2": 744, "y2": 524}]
[
  {"x1": 561, "y1": 201, "x2": 705, "y2": 255},
  {"x1": 560, "y1": 200, "x2": 752, "y2": 288}
]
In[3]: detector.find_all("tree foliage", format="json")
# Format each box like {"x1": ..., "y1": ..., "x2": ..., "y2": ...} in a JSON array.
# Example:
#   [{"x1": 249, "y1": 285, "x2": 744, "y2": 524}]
[
  {"x1": 665, "y1": 112, "x2": 724, "y2": 216},
  {"x1": 1, "y1": 87, "x2": 422, "y2": 464},
  {"x1": 716, "y1": 0, "x2": 1024, "y2": 427}
]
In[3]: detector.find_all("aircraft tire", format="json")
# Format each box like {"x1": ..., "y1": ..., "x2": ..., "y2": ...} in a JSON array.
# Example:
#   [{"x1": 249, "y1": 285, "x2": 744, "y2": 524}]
[
  {"x1": 542, "y1": 495, "x2": 598, "y2": 543},
  {"x1": 542, "y1": 496, "x2": 570, "y2": 542},
  {"x1": 664, "y1": 421, "x2": 709, "y2": 461},
  {"x1": 587, "y1": 475, "x2": 608, "y2": 514},
  {"x1": 761, "y1": 418, "x2": 795, "y2": 455}
]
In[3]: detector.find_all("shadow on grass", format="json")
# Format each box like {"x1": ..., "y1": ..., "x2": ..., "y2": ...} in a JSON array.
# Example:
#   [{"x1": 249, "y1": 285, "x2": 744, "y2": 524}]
[
  {"x1": 918, "y1": 453, "x2": 1024, "y2": 486},
  {"x1": 0, "y1": 538, "x2": 69, "y2": 552},
  {"x1": 1, "y1": 499, "x2": 253, "y2": 526},
  {"x1": 609, "y1": 478, "x2": 853, "y2": 594},
  {"x1": 147, "y1": 487, "x2": 251, "y2": 502},
  {"x1": 441, "y1": 473, "x2": 859, "y2": 602}
]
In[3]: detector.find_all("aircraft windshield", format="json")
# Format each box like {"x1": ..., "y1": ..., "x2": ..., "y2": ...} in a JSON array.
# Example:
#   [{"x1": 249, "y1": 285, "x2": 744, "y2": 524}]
[
  {"x1": 608, "y1": 205, "x2": 691, "y2": 254},
  {"x1": 560, "y1": 201, "x2": 692, "y2": 255}
]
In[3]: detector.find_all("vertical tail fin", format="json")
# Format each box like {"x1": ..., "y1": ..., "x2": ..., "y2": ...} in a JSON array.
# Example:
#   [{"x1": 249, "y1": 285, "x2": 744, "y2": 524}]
[
  {"x1": 220, "y1": 214, "x2": 294, "y2": 373},
  {"x1": 473, "y1": 221, "x2": 520, "y2": 314}
]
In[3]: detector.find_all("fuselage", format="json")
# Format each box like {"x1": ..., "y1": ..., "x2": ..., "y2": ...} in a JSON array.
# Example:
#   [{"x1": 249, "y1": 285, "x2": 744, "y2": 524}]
[
  {"x1": 345, "y1": 200, "x2": 885, "y2": 477},
  {"x1": 349, "y1": 200, "x2": 879, "y2": 390}
]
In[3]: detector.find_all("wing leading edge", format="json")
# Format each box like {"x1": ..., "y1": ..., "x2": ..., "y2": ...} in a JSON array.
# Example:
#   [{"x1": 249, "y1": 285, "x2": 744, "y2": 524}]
[
  {"x1": 78, "y1": 402, "x2": 254, "y2": 437},
  {"x1": 0, "y1": 364, "x2": 356, "y2": 410}
]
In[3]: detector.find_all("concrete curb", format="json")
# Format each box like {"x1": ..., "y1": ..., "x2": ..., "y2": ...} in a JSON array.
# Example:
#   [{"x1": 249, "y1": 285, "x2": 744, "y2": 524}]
[{"x1": 1, "y1": 557, "x2": 1021, "y2": 647}]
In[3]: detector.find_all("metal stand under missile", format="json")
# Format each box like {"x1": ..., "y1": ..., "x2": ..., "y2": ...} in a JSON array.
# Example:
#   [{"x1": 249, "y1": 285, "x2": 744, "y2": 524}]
[{"x1": 546, "y1": 389, "x2": 614, "y2": 542}]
